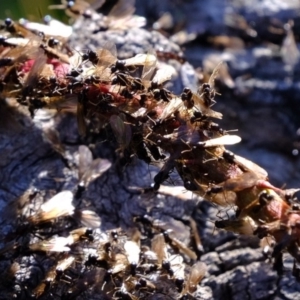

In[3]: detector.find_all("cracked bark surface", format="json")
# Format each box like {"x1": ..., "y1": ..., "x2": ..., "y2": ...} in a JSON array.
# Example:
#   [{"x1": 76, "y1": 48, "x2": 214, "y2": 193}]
[{"x1": 0, "y1": 108, "x2": 299, "y2": 299}]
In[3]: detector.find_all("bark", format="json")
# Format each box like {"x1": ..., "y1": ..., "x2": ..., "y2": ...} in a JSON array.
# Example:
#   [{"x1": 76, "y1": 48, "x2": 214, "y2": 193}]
[{"x1": 0, "y1": 0, "x2": 300, "y2": 299}]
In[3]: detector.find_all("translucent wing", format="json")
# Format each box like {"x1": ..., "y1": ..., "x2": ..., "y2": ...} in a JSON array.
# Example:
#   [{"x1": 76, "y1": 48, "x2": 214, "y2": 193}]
[
  {"x1": 109, "y1": 113, "x2": 132, "y2": 149},
  {"x1": 186, "y1": 261, "x2": 207, "y2": 293},
  {"x1": 28, "y1": 191, "x2": 74, "y2": 224},
  {"x1": 208, "y1": 61, "x2": 223, "y2": 87},
  {"x1": 78, "y1": 145, "x2": 93, "y2": 180},
  {"x1": 151, "y1": 233, "x2": 167, "y2": 264},
  {"x1": 200, "y1": 135, "x2": 241, "y2": 147},
  {"x1": 124, "y1": 240, "x2": 140, "y2": 265}
]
